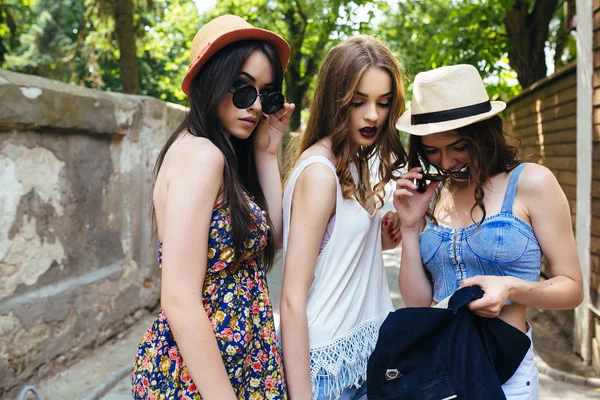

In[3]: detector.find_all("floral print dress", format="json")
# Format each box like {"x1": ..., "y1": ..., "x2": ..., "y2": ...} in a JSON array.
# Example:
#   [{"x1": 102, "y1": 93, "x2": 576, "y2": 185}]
[{"x1": 132, "y1": 199, "x2": 287, "y2": 399}]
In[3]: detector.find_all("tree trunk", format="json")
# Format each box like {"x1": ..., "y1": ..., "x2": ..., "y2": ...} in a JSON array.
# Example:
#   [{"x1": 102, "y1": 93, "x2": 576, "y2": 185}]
[
  {"x1": 284, "y1": 56, "x2": 307, "y2": 132},
  {"x1": 114, "y1": 0, "x2": 140, "y2": 94},
  {"x1": 555, "y1": 0, "x2": 576, "y2": 69},
  {"x1": 281, "y1": 5, "x2": 307, "y2": 159},
  {"x1": 554, "y1": 27, "x2": 567, "y2": 69},
  {"x1": 282, "y1": 65, "x2": 308, "y2": 169},
  {"x1": 286, "y1": 83, "x2": 304, "y2": 137},
  {"x1": 279, "y1": 77, "x2": 305, "y2": 170},
  {"x1": 503, "y1": 0, "x2": 559, "y2": 88}
]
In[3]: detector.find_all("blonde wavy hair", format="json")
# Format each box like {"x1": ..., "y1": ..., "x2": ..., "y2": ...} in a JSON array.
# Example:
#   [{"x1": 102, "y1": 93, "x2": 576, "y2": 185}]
[{"x1": 286, "y1": 35, "x2": 407, "y2": 206}]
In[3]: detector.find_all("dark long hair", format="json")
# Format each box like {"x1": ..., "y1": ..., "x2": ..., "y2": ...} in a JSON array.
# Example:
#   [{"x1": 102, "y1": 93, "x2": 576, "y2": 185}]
[
  {"x1": 408, "y1": 115, "x2": 523, "y2": 224},
  {"x1": 153, "y1": 41, "x2": 283, "y2": 271}
]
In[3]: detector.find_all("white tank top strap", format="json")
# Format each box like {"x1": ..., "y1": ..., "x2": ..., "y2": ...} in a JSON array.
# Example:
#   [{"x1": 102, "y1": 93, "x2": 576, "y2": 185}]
[{"x1": 283, "y1": 156, "x2": 342, "y2": 250}]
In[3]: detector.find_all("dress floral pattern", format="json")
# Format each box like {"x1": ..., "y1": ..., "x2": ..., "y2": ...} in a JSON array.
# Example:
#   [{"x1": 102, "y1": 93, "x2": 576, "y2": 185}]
[{"x1": 132, "y1": 199, "x2": 287, "y2": 399}]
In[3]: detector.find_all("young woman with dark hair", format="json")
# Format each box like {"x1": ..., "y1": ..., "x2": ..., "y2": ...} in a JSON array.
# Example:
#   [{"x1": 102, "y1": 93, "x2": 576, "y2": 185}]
[
  {"x1": 394, "y1": 64, "x2": 583, "y2": 399},
  {"x1": 132, "y1": 15, "x2": 293, "y2": 399}
]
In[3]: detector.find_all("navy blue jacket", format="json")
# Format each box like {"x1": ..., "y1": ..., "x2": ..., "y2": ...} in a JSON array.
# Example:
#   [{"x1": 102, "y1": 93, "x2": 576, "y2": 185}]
[{"x1": 367, "y1": 286, "x2": 531, "y2": 400}]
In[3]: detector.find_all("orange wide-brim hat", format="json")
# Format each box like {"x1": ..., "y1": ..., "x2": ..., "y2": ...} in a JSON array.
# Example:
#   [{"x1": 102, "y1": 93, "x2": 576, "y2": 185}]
[{"x1": 181, "y1": 15, "x2": 291, "y2": 96}]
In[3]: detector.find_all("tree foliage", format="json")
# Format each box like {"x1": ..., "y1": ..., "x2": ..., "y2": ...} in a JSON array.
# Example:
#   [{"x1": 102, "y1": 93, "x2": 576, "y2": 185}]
[
  {"x1": 3, "y1": 0, "x2": 87, "y2": 82},
  {"x1": 377, "y1": 0, "x2": 575, "y2": 100},
  {"x1": 0, "y1": 0, "x2": 577, "y2": 106},
  {"x1": 503, "y1": 0, "x2": 560, "y2": 87},
  {"x1": 0, "y1": 0, "x2": 35, "y2": 64},
  {"x1": 2, "y1": 0, "x2": 200, "y2": 103}
]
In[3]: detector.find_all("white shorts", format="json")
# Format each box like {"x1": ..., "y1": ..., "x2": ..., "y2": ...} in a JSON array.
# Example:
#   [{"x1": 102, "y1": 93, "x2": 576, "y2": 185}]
[{"x1": 501, "y1": 324, "x2": 539, "y2": 399}]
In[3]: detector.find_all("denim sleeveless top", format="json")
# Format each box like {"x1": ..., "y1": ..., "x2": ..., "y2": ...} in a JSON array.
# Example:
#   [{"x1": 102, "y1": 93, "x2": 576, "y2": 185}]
[{"x1": 420, "y1": 163, "x2": 542, "y2": 303}]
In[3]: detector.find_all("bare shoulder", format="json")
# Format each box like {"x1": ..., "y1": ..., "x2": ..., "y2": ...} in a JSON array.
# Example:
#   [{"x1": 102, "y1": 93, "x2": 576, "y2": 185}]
[
  {"x1": 517, "y1": 163, "x2": 566, "y2": 209},
  {"x1": 296, "y1": 139, "x2": 336, "y2": 165},
  {"x1": 297, "y1": 162, "x2": 337, "y2": 189},
  {"x1": 518, "y1": 163, "x2": 561, "y2": 194},
  {"x1": 166, "y1": 134, "x2": 224, "y2": 179},
  {"x1": 294, "y1": 162, "x2": 337, "y2": 205}
]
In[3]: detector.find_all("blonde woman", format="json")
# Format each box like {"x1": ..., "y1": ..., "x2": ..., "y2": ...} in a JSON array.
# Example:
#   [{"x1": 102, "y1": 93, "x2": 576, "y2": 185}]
[{"x1": 279, "y1": 36, "x2": 407, "y2": 400}]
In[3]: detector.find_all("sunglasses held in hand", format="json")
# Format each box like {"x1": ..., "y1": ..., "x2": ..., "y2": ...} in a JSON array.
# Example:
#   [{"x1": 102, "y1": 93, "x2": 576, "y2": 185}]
[
  {"x1": 416, "y1": 167, "x2": 470, "y2": 193},
  {"x1": 230, "y1": 83, "x2": 285, "y2": 115}
]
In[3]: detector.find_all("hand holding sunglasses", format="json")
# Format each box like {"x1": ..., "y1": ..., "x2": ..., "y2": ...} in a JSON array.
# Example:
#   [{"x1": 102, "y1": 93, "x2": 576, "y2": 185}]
[
  {"x1": 392, "y1": 167, "x2": 439, "y2": 231},
  {"x1": 416, "y1": 167, "x2": 470, "y2": 193},
  {"x1": 230, "y1": 82, "x2": 285, "y2": 115},
  {"x1": 253, "y1": 101, "x2": 296, "y2": 156}
]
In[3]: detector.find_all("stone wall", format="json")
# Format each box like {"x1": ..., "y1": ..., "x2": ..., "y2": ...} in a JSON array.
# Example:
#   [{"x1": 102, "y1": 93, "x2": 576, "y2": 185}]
[{"x1": 0, "y1": 68, "x2": 186, "y2": 397}]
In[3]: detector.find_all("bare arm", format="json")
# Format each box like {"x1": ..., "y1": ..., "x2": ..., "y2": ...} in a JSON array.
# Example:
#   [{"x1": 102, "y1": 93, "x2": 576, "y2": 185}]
[
  {"x1": 398, "y1": 227, "x2": 433, "y2": 306},
  {"x1": 160, "y1": 142, "x2": 237, "y2": 400},
  {"x1": 509, "y1": 164, "x2": 583, "y2": 307},
  {"x1": 253, "y1": 103, "x2": 295, "y2": 248},
  {"x1": 463, "y1": 164, "x2": 584, "y2": 316},
  {"x1": 280, "y1": 163, "x2": 337, "y2": 400},
  {"x1": 393, "y1": 168, "x2": 438, "y2": 306}
]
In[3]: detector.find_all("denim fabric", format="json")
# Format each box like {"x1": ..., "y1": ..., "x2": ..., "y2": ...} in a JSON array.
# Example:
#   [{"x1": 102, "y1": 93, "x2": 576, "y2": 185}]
[
  {"x1": 367, "y1": 286, "x2": 531, "y2": 400},
  {"x1": 420, "y1": 163, "x2": 542, "y2": 302},
  {"x1": 315, "y1": 378, "x2": 367, "y2": 400}
]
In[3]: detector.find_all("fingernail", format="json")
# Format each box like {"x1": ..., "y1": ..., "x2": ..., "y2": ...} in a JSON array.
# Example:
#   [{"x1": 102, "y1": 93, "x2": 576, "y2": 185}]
[
  {"x1": 384, "y1": 220, "x2": 388, "y2": 226},
  {"x1": 394, "y1": 238, "x2": 398, "y2": 242},
  {"x1": 389, "y1": 234, "x2": 394, "y2": 238}
]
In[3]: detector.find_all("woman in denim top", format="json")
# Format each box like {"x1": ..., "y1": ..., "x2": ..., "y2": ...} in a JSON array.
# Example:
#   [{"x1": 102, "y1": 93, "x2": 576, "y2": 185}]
[{"x1": 393, "y1": 65, "x2": 583, "y2": 399}]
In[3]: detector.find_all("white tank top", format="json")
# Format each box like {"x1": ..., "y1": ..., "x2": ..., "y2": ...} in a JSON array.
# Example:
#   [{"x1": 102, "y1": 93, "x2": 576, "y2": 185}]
[{"x1": 282, "y1": 156, "x2": 393, "y2": 398}]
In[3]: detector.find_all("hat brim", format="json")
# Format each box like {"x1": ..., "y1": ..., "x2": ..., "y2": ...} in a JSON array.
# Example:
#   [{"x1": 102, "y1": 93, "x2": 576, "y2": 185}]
[
  {"x1": 395, "y1": 101, "x2": 507, "y2": 136},
  {"x1": 182, "y1": 27, "x2": 291, "y2": 96}
]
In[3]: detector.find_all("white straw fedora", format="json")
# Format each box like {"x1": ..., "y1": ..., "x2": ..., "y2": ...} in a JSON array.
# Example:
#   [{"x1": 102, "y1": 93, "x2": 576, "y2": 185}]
[{"x1": 396, "y1": 64, "x2": 506, "y2": 136}]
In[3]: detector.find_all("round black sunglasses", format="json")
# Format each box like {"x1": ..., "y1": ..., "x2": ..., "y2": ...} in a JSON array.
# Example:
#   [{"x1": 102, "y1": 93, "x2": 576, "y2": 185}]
[{"x1": 230, "y1": 83, "x2": 284, "y2": 115}]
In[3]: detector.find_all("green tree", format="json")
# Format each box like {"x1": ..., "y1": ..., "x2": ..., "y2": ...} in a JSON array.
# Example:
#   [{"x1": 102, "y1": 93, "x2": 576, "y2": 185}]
[
  {"x1": 2, "y1": 0, "x2": 200, "y2": 103},
  {"x1": 377, "y1": 0, "x2": 572, "y2": 97},
  {"x1": 378, "y1": 0, "x2": 517, "y2": 99},
  {"x1": 3, "y1": 0, "x2": 88, "y2": 82},
  {"x1": 84, "y1": 0, "x2": 200, "y2": 101},
  {"x1": 503, "y1": 0, "x2": 560, "y2": 87},
  {"x1": 0, "y1": 0, "x2": 34, "y2": 64},
  {"x1": 4, "y1": 0, "x2": 143, "y2": 93},
  {"x1": 547, "y1": 0, "x2": 577, "y2": 70},
  {"x1": 113, "y1": 0, "x2": 140, "y2": 93},
  {"x1": 135, "y1": 0, "x2": 201, "y2": 102}
]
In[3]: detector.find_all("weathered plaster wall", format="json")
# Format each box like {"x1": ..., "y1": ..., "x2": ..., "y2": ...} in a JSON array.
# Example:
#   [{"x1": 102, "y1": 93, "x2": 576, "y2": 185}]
[{"x1": 0, "y1": 68, "x2": 186, "y2": 397}]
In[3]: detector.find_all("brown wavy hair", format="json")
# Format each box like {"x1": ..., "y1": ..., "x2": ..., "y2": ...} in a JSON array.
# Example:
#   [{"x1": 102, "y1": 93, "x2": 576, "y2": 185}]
[
  {"x1": 408, "y1": 115, "x2": 523, "y2": 224},
  {"x1": 286, "y1": 35, "x2": 407, "y2": 206}
]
